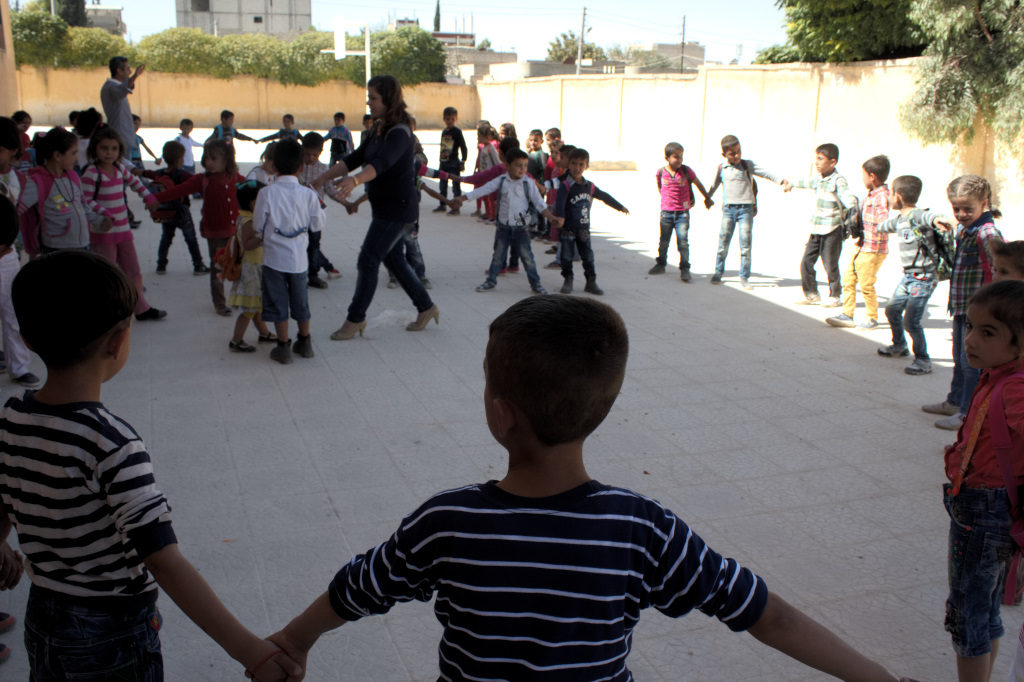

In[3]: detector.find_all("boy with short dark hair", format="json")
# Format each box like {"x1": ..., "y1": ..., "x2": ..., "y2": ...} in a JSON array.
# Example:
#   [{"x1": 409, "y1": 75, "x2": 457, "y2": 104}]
[
  {"x1": 827, "y1": 154, "x2": 891, "y2": 329},
  {"x1": 326, "y1": 112, "x2": 354, "y2": 166},
  {"x1": 0, "y1": 250, "x2": 301, "y2": 680},
  {"x1": 553, "y1": 147, "x2": 629, "y2": 295},
  {"x1": 359, "y1": 113, "x2": 372, "y2": 146},
  {"x1": 704, "y1": 134, "x2": 789, "y2": 289},
  {"x1": 256, "y1": 138, "x2": 325, "y2": 364},
  {"x1": 451, "y1": 148, "x2": 562, "y2": 295},
  {"x1": 145, "y1": 140, "x2": 210, "y2": 275},
  {"x1": 211, "y1": 109, "x2": 258, "y2": 146},
  {"x1": 787, "y1": 143, "x2": 859, "y2": 306},
  {"x1": 874, "y1": 175, "x2": 955, "y2": 375},
  {"x1": 992, "y1": 240, "x2": 1024, "y2": 281},
  {"x1": 298, "y1": 132, "x2": 342, "y2": 287},
  {"x1": 435, "y1": 106, "x2": 467, "y2": 214},
  {"x1": 649, "y1": 141, "x2": 713, "y2": 281},
  {"x1": 173, "y1": 118, "x2": 204, "y2": 176},
  {"x1": 258, "y1": 113, "x2": 301, "y2": 144},
  {"x1": 267, "y1": 295, "x2": 905, "y2": 682}
]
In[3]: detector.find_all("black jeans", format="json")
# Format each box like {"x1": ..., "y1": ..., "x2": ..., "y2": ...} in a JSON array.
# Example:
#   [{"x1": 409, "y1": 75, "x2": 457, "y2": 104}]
[
  {"x1": 800, "y1": 226, "x2": 843, "y2": 298},
  {"x1": 438, "y1": 161, "x2": 462, "y2": 205},
  {"x1": 560, "y1": 229, "x2": 596, "y2": 280},
  {"x1": 307, "y1": 230, "x2": 334, "y2": 281}
]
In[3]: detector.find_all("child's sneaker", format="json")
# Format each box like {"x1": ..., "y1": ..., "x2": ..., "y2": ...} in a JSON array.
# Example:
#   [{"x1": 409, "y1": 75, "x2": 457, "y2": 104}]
[
  {"x1": 858, "y1": 319, "x2": 879, "y2": 330},
  {"x1": 710, "y1": 274, "x2": 723, "y2": 284},
  {"x1": 545, "y1": 260, "x2": 561, "y2": 270},
  {"x1": 795, "y1": 293, "x2": 821, "y2": 305},
  {"x1": 432, "y1": 205, "x2": 447, "y2": 213},
  {"x1": 193, "y1": 263, "x2": 210, "y2": 275},
  {"x1": 387, "y1": 277, "x2": 398, "y2": 289},
  {"x1": 905, "y1": 358, "x2": 933, "y2": 375},
  {"x1": 922, "y1": 400, "x2": 959, "y2": 416},
  {"x1": 877, "y1": 343, "x2": 909, "y2": 357},
  {"x1": 446, "y1": 208, "x2": 460, "y2": 216},
  {"x1": 531, "y1": 284, "x2": 548, "y2": 295},
  {"x1": 740, "y1": 278, "x2": 751, "y2": 290},
  {"x1": 327, "y1": 268, "x2": 342, "y2": 279},
  {"x1": 680, "y1": 269, "x2": 692, "y2": 283},
  {"x1": 135, "y1": 307, "x2": 167, "y2": 321},
  {"x1": 545, "y1": 246, "x2": 557, "y2": 254},
  {"x1": 648, "y1": 263, "x2": 666, "y2": 275},
  {"x1": 0, "y1": 611, "x2": 15, "y2": 633},
  {"x1": 826, "y1": 314, "x2": 856, "y2": 328},
  {"x1": 309, "y1": 277, "x2": 329, "y2": 290},
  {"x1": 506, "y1": 266, "x2": 520, "y2": 274},
  {"x1": 584, "y1": 278, "x2": 604, "y2": 295},
  {"x1": 560, "y1": 277, "x2": 573, "y2": 294},
  {"x1": 935, "y1": 413, "x2": 965, "y2": 430},
  {"x1": 421, "y1": 277, "x2": 432, "y2": 290},
  {"x1": 822, "y1": 297, "x2": 841, "y2": 308},
  {"x1": 475, "y1": 281, "x2": 496, "y2": 292},
  {"x1": 156, "y1": 264, "x2": 167, "y2": 275}
]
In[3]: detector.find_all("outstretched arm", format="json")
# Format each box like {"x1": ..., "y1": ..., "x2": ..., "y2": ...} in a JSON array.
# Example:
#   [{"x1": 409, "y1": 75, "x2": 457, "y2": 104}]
[
  {"x1": 145, "y1": 544, "x2": 303, "y2": 680},
  {"x1": 748, "y1": 592, "x2": 898, "y2": 682},
  {"x1": 268, "y1": 591, "x2": 347, "y2": 674}
]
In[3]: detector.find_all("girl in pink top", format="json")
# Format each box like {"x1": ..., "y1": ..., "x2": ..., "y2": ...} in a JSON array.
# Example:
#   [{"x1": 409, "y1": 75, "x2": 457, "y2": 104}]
[{"x1": 80, "y1": 127, "x2": 165, "y2": 320}]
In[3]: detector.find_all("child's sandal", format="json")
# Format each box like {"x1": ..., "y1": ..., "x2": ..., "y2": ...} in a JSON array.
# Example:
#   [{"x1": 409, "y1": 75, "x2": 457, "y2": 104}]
[
  {"x1": 257, "y1": 333, "x2": 277, "y2": 343},
  {"x1": 229, "y1": 340, "x2": 257, "y2": 353}
]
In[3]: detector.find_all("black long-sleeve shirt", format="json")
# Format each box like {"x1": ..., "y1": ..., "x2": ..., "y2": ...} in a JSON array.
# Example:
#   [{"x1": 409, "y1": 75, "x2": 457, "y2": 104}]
[{"x1": 343, "y1": 124, "x2": 417, "y2": 223}]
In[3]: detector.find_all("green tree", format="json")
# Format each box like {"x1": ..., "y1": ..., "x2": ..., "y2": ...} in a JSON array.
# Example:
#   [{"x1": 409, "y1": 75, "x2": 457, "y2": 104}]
[
  {"x1": 477, "y1": 38, "x2": 492, "y2": 51},
  {"x1": 135, "y1": 28, "x2": 221, "y2": 75},
  {"x1": 11, "y1": 9, "x2": 69, "y2": 66},
  {"x1": 900, "y1": 0, "x2": 1024, "y2": 144},
  {"x1": 433, "y1": 0, "x2": 441, "y2": 32},
  {"x1": 279, "y1": 29, "x2": 350, "y2": 86},
  {"x1": 546, "y1": 31, "x2": 606, "y2": 62},
  {"x1": 607, "y1": 44, "x2": 664, "y2": 68},
  {"x1": 754, "y1": 44, "x2": 802, "y2": 64},
  {"x1": 214, "y1": 33, "x2": 286, "y2": 79},
  {"x1": 58, "y1": 26, "x2": 131, "y2": 68},
  {"x1": 56, "y1": 0, "x2": 88, "y2": 27},
  {"x1": 767, "y1": 0, "x2": 926, "y2": 62},
  {"x1": 371, "y1": 26, "x2": 447, "y2": 84}
]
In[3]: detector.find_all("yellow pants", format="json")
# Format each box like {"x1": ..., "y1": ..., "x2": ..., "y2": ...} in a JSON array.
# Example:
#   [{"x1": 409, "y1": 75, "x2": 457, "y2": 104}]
[{"x1": 842, "y1": 250, "x2": 887, "y2": 320}]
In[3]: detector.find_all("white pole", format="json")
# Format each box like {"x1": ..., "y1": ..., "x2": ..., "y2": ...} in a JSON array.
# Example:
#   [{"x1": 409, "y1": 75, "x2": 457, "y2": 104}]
[{"x1": 576, "y1": 7, "x2": 586, "y2": 75}]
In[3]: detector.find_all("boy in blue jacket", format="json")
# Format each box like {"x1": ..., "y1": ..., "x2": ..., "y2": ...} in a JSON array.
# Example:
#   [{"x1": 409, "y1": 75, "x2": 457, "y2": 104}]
[{"x1": 553, "y1": 148, "x2": 629, "y2": 295}]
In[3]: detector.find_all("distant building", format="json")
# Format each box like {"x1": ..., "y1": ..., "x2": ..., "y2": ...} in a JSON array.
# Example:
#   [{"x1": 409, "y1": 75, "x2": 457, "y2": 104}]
[
  {"x1": 86, "y1": 2, "x2": 125, "y2": 36},
  {"x1": 486, "y1": 59, "x2": 627, "y2": 81},
  {"x1": 627, "y1": 41, "x2": 706, "y2": 74},
  {"x1": 175, "y1": 0, "x2": 311, "y2": 38}
]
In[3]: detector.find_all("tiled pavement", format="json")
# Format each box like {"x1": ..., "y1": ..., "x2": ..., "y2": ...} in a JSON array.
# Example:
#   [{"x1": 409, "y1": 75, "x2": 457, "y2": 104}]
[{"x1": 0, "y1": 140, "x2": 1019, "y2": 680}]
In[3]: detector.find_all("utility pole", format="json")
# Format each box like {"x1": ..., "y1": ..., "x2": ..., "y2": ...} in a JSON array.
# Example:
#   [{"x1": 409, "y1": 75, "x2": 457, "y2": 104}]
[
  {"x1": 680, "y1": 15, "x2": 686, "y2": 73},
  {"x1": 576, "y1": 6, "x2": 587, "y2": 75}
]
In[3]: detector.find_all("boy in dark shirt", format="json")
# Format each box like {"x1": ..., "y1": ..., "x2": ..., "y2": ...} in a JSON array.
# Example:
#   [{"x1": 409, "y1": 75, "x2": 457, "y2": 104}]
[
  {"x1": 553, "y1": 147, "x2": 629, "y2": 295},
  {"x1": 265, "y1": 295, "x2": 907, "y2": 682},
  {"x1": 146, "y1": 140, "x2": 210, "y2": 275},
  {"x1": 435, "y1": 106, "x2": 467, "y2": 214}
]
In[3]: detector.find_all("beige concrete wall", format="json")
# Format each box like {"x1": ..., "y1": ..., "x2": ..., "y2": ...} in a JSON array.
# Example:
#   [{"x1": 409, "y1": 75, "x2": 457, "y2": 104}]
[
  {"x1": 13, "y1": 61, "x2": 1023, "y2": 219},
  {"x1": 477, "y1": 60, "x2": 1022, "y2": 222},
  {"x1": 14, "y1": 65, "x2": 480, "y2": 130},
  {"x1": 0, "y1": 1, "x2": 16, "y2": 116}
]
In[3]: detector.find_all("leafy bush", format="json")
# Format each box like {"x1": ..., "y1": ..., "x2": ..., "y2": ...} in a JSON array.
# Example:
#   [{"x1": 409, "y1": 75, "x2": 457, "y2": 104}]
[
  {"x1": 59, "y1": 27, "x2": 133, "y2": 69},
  {"x1": 11, "y1": 10, "x2": 69, "y2": 66},
  {"x1": 135, "y1": 28, "x2": 221, "y2": 75},
  {"x1": 213, "y1": 33, "x2": 285, "y2": 79}
]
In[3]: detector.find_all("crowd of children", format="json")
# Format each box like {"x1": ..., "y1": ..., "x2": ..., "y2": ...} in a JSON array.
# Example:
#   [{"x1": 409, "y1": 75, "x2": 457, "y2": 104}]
[{"x1": 0, "y1": 79, "x2": 1022, "y2": 681}]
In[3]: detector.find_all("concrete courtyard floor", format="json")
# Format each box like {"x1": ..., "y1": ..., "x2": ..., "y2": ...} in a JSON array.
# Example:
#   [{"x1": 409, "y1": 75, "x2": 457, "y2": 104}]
[{"x1": 1, "y1": 153, "x2": 1021, "y2": 680}]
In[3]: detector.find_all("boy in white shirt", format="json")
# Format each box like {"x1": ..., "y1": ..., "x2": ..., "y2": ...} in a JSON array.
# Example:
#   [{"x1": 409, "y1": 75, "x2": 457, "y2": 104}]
[
  {"x1": 254, "y1": 139, "x2": 325, "y2": 364},
  {"x1": 451, "y1": 148, "x2": 563, "y2": 295},
  {"x1": 174, "y1": 118, "x2": 205, "y2": 175}
]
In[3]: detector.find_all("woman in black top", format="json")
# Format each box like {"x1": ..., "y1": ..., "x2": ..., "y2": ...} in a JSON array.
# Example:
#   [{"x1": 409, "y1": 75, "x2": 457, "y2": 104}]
[{"x1": 315, "y1": 75, "x2": 439, "y2": 340}]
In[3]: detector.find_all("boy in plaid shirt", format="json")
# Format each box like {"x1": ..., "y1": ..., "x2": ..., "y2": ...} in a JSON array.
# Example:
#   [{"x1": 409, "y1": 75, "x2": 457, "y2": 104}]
[
  {"x1": 826, "y1": 155, "x2": 891, "y2": 329},
  {"x1": 786, "y1": 143, "x2": 858, "y2": 307}
]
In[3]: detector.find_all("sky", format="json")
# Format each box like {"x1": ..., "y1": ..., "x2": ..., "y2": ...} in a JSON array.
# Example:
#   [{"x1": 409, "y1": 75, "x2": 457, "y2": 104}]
[{"x1": 119, "y1": 1, "x2": 789, "y2": 65}]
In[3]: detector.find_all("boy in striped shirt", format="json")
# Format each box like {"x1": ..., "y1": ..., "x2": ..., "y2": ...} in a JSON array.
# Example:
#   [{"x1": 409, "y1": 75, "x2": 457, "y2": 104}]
[
  {"x1": 0, "y1": 251, "x2": 300, "y2": 681},
  {"x1": 269, "y1": 296, "x2": 903, "y2": 682}
]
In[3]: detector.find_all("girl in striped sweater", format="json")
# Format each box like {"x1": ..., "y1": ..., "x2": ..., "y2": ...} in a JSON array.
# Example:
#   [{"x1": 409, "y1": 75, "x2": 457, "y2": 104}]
[{"x1": 80, "y1": 127, "x2": 166, "y2": 320}]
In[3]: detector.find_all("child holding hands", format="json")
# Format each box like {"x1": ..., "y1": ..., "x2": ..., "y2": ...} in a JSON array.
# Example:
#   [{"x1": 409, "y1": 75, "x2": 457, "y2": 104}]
[
  {"x1": 648, "y1": 142, "x2": 713, "y2": 281},
  {"x1": 265, "y1": 295, "x2": 911, "y2": 682},
  {"x1": 0, "y1": 250, "x2": 302, "y2": 681}
]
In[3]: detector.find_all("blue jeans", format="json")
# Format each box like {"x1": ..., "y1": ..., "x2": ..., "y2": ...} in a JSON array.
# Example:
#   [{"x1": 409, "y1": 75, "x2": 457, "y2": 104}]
[
  {"x1": 657, "y1": 210, "x2": 690, "y2": 269},
  {"x1": 948, "y1": 313, "x2": 981, "y2": 416},
  {"x1": 348, "y1": 218, "x2": 433, "y2": 323},
  {"x1": 157, "y1": 213, "x2": 203, "y2": 269},
  {"x1": 560, "y1": 229, "x2": 595, "y2": 279},
  {"x1": 944, "y1": 484, "x2": 1015, "y2": 657},
  {"x1": 261, "y1": 267, "x2": 310, "y2": 323},
  {"x1": 25, "y1": 588, "x2": 163, "y2": 681},
  {"x1": 486, "y1": 224, "x2": 540, "y2": 287},
  {"x1": 715, "y1": 204, "x2": 754, "y2": 279},
  {"x1": 885, "y1": 273, "x2": 936, "y2": 360}
]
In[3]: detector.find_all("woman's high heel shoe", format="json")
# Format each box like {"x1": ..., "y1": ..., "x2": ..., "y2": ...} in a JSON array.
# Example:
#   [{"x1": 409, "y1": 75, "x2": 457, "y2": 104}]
[
  {"x1": 406, "y1": 305, "x2": 440, "y2": 331},
  {"x1": 330, "y1": 319, "x2": 366, "y2": 340}
]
